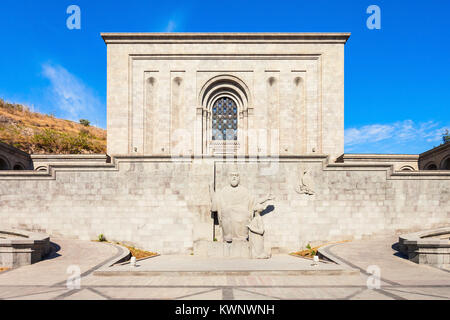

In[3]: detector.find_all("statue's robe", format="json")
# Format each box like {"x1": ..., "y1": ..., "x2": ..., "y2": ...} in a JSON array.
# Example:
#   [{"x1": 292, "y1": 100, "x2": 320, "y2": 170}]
[
  {"x1": 247, "y1": 213, "x2": 269, "y2": 259},
  {"x1": 212, "y1": 185, "x2": 257, "y2": 242}
]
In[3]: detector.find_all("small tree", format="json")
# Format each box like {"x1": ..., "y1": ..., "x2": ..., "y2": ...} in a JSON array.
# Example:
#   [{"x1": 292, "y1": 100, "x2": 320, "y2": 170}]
[
  {"x1": 443, "y1": 129, "x2": 450, "y2": 144},
  {"x1": 79, "y1": 119, "x2": 90, "y2": 127}
]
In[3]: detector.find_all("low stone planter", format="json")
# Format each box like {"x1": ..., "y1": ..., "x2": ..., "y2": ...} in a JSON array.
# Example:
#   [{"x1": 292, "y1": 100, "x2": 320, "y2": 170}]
[
  {"x1": 0, "y1": 229, "x2": 51, "y2": 268},
  {"x1": 399, "y1": 227, "x2": 450, "y2": 266}
]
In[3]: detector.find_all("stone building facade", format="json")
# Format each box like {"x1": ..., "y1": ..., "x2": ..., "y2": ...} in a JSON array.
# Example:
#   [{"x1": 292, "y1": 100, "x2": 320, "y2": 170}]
[
  {"x1": 0, "y1": 142, "x2": 33, "y2": 170},
  {"x1": 337, "y1": 154, "x2": 419, "y2": 171},
  {"x1": 104, "y1": 33, "x2": 347, "y2": 161},
  {"x1": 0, "y1": 33, "x2": 448, "y2": 254},
  {"x1": 419, "y1": 142, "x2": 450, "y2": 170}
]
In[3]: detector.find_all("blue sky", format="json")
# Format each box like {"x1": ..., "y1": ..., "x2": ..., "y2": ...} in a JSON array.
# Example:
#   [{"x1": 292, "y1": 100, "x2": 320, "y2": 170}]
[{"x1": 0, "y1": 0, "x2": 448, "y2": 154}]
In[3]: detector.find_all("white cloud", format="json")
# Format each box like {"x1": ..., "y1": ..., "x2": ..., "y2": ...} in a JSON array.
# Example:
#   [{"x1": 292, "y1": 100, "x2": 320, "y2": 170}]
[
  {"x1": 160, "y1": 9, "x2": 187, "y2": 33},
  {"x1": 345, "y1": 120, "x2": 449, "y2": 154},
  {"x1": 42, "y1": 63, "x2": 104, "y2": 124},
  {"x1": 165, "y1": 20, "x2": 176, "y2": 32}
]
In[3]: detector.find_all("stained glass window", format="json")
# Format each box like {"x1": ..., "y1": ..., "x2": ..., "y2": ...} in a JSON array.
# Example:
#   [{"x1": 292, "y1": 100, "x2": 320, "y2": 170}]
[{"x1": 211, "y1": 97, "x2": 237, "y2": 140}]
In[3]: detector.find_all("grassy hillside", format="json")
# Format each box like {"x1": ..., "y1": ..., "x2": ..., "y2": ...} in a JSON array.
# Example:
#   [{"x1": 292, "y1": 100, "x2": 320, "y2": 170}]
[{"x1": 0, "y1": 99, "x2": 106, "y2": 154}]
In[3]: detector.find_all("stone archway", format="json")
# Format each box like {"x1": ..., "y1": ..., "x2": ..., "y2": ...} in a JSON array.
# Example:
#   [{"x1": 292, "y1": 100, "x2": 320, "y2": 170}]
[
  {"x1": 425, "y1": 163, "x2": 438, "y2": 170},
  {"x1": 13, "y1": 163, "x2": 25, "y2": 170},
  {"x1": 0, "y1": 157, "x2": 10, "y2": 170},
  {"x1": 198, "y1": 75, "x2": 252, "y2": 156},
  {"x1": 441, "y1": 157, "x2": 450, "y2": 170}
]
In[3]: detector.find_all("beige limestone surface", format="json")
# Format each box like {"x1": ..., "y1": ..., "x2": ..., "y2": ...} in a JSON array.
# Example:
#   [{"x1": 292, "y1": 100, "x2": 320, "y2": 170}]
[
  {"x1": 0, "y1": 33, "x2": 448, "y2": 258},
  {"x1": 102, "y1": 33, "x2": 348, "y2": 161},
  {"x1": 0, "y1": 156, "x2": 448, "y2": 255},
  {"x1": 1, "y1": 236, "x2": 449, "y2": 300}
]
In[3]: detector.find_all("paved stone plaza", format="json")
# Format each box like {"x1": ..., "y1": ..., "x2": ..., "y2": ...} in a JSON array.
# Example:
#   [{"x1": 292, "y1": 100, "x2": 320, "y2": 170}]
[
  {"x1": 0, "y1": 237, "x2": 448, "y2": 300},
  {"x1": 93, "y1": 254, "x2": 358, "y2": 276}
]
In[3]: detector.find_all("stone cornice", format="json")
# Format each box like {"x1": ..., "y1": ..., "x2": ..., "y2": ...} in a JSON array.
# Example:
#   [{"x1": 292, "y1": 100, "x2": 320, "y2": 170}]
[
  {"x1": 1, "y1": 155, "x2": 449, "y2": 181},
  {"x1": 30, "y1": 154, "x2": 108, "y2": 160},
  {"x1": 419, "y1": 142, "x2": 450, "y2": 158},
  {"x1": 339, "y1": 154, "x2": 419, "y2": 161},
  {"x1": 0, "y1": 142, "x2": 30, "y2": 158},
  {"x1": 101, "y1": 32, "x2": 351, "y2": 44}
]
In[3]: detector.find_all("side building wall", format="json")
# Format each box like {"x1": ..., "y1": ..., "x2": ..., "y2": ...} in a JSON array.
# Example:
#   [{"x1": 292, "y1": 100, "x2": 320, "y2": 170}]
[
  {"x1": 0, "y1": 142, "x2": 33, "y2": 170},
  {"x1": 419, "y1": 143, "x2": 450, "y2": 170},
  {"x1": 0, "y1": 156, "x2": 448, "y2": 254}
]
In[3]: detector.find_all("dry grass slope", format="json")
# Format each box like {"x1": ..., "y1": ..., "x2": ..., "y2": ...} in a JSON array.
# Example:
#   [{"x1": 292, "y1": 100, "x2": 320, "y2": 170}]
[{"x1": 0, "y1": 99, "x2": 106, "y2": 154}]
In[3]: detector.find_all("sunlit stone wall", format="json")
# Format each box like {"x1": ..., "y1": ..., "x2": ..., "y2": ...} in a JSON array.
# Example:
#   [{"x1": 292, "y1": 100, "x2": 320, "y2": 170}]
[{"x1": 0, "y1": 157, "x2": 448, "y2": 254}]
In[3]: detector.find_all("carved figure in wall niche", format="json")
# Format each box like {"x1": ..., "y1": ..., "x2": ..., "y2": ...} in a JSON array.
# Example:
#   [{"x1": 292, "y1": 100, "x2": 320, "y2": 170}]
[{"x1": 296, "y1": 168, "x2": 315, "y2": 195}]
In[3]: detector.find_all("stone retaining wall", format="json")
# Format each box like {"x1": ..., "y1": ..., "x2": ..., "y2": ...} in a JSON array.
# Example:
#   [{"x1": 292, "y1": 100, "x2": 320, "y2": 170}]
[
  {"x1": 0, "y1": 229, "x2": 51, "y2": 268},
  {"x1": 0, "y1": 156, "x2": 448, "y2": 254},
  {"x1": 399, "y1": 227, "x2": 450, "y2": 266}
]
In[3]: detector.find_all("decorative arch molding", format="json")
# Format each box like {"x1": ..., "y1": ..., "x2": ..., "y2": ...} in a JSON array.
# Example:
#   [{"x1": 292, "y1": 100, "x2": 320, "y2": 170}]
[
  {"x1": 144, "y1": 76, "x2": 157, "y2": 154},
  {"x1": 207, "y1": 91, "x2": 242, "y2": 113},
  {"x1": 440, "y1": 156, "x2": 450, "y2": 170},
  {"x1": 268, "y1": 76, "x2": 277, "y2": 86},
  {"x1": 293, "y1": 75, "x2": 306, "y2": 154},
  {"x1": 0, "y1": 156, "x2": 10, "y2": 170},
  {"x1": 198, "y1": 74, "x2": 252, "y2": 155},
  {"x1": 13, "y1": 163, "x2": 25, "y2": 170},
  {"x1": 206, "y1": 86, "x2": 245, "y2": 111},
  {"x1": 424, "y1": 162, "x2": 438, "y2": 170},
  {"x1": 198, "y1": 74, "x2": 252, "y2": 113},
  {"x1": 400, "y1": 165, "x2": 415, "y2": 172}
]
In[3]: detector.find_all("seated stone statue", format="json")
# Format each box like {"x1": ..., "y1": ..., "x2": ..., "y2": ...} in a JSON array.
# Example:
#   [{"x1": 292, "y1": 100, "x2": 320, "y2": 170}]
[{"x1": 211, "y1": 171, "x2": 273, "y2": 254}]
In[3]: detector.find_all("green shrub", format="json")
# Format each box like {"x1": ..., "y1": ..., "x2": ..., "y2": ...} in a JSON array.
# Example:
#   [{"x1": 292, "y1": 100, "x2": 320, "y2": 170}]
[
  {"x1": 31, "y1": 128, "x2": 95, "y2": 154},
  {"x1": 79, "y1": 119, "x2": 90, "y2": 127},
  {"x1": 306, "y1": 243, "x2": 317, "y2": 256},
  {"x1": 443, "y1": 129, "x2": 450, "y2": 144},
  {"x1": 31, "y1": 129, "x2": 59, "y2": 153},
  {"x1": 98, "y1": 234, "x2": 106, "y2": 242}
]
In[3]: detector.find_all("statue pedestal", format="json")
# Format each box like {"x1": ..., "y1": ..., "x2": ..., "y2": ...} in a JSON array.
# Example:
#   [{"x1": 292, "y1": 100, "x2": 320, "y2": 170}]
[{"x1": 194, "y1": 240, "x2": 251, "y2": 258}]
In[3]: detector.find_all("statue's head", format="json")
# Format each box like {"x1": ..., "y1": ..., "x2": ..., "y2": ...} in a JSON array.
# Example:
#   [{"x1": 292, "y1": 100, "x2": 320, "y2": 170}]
[{"x1": 229, "y1": 171, "x2": 240, "y2": 188}]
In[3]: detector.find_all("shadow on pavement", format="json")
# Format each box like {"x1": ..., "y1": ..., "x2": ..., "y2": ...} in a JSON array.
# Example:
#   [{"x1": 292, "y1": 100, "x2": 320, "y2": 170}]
[
  {"x1": 391, "y1": 242, "x2": 408, "y2": 260},
  {"x1": 44, "y1": 242, "x2": 62, "y2": 260}
]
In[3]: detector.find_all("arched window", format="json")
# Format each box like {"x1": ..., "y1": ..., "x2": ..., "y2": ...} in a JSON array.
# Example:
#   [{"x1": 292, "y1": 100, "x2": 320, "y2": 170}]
[
  {"x1": 211, "y1": 97, "x2": 238, "y2": 141},
  {"x1": 441, "y1": 158, "x2": 450, "y2": 170},
  {"x1": 0, "y1": 157, "x2": 9, "y2": 170},
  {"x1": 13, "y1": 163, "x2": 24, "y2": 170},
  {"x1": 425, "y1": 163, "x2": 437, "y2": 170}
]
